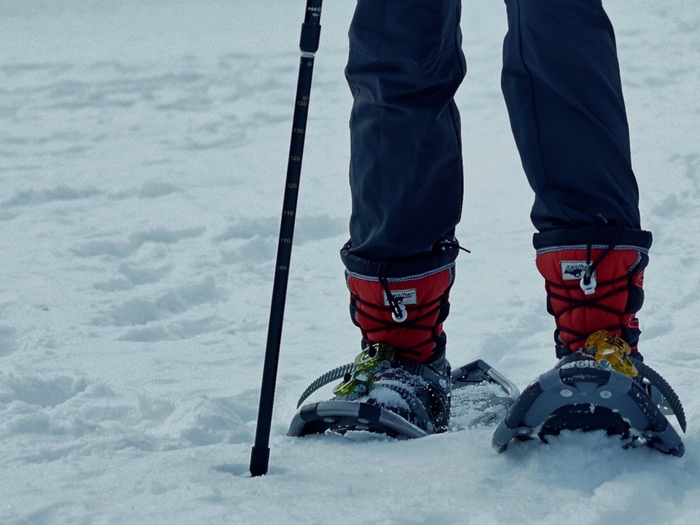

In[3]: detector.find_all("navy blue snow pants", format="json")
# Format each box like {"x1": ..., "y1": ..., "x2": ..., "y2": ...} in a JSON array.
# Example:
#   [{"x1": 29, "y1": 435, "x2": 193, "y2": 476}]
[{"x1": 345, "y1": 0, "x2": 642, "y2": 262}]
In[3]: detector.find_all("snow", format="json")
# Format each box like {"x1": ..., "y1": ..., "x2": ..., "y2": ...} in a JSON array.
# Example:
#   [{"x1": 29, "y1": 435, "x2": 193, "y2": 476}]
[{"x1": 1, "y1": 0, "x2": 699, "y2": 523}]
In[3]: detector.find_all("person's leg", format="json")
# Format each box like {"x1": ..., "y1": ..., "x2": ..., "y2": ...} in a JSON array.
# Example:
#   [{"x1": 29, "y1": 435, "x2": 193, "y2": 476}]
[
  {"x1": 502, "y1": 0, "x2": 650, "y2": 356},
  {"x1": 502, "y1": 0, "x2": 640, "y2": 232},
  {"x1": 346, "y1": 0, "x2": 466, "y2": 261},
  {"x1": 304, "y1": 0, "x2": 468, "y2": 435},
  {"x1": 342, "y1": 0, "x2": 467, "y2": 364},
  {"x1": 492, "y1": 3, "x2": 685, "y2": 453}
]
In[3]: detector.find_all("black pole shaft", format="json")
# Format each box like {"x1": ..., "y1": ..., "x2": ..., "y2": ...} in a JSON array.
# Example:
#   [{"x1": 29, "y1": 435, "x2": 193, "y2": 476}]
[{"x1": 250, "y1": 0, "x2": 323, "y2": 478}]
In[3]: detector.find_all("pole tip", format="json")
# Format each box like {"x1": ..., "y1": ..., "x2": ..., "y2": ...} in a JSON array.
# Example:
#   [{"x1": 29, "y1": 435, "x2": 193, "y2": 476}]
[{"x1": 249, "y1": 446, "x2": 271, "y2": 477}]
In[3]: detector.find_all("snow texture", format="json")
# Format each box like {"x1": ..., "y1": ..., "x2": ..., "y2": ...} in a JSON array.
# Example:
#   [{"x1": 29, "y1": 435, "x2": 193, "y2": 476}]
[{"x1": 1, "y1": 0, "x2": 699, "y2": 523}]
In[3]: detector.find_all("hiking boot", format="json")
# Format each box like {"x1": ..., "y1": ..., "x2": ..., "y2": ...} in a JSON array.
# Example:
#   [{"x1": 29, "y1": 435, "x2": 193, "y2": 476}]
[{"x1": 287, "y1": 241, "x2": 460, "y2": 438}]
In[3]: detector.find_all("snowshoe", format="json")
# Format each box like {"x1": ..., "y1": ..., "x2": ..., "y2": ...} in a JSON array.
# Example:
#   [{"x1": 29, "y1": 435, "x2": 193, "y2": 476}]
[
  {"x1": 287, "y1": 344, "x2": 518, "y2": 439},
  {"x1": 492, "y1": 330, "x2": 686, "y2": 456}
]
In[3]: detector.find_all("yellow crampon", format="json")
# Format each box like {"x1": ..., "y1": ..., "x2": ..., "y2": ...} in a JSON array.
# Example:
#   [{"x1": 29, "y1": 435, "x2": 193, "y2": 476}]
[
  {"x1": 586, "y1": 329, "x2": 639, "y2": 378},
  {"x1": 332, "y1": 343, "x2": 397, "y2": 399}
]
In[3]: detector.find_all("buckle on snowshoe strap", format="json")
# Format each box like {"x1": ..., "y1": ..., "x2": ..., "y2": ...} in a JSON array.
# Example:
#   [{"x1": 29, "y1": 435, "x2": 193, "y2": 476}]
[{"x1": 492, "y1": 366, "x2": 685, "y2": 457}]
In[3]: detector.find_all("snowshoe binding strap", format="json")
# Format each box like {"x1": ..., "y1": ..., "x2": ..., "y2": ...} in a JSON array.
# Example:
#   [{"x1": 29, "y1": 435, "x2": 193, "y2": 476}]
[
  {"x1": 294, "y1": 343, "x2": 397, "y2": 408},
  {"x1": 583, "y1": 329, "x2": 685, "y2": 431},
  {"x1": 294, "y1": 346, "x2": 517, "y2": 410},
  {"x1": 586, "y1": 330, "x2": 687, "y2": 432},
  {"x1": 288, "y1": 343, "x2": 450, "y2": 438},
  {"x1": 631, "y1": 357, "x2": 687, "y2": 433},
  {"x1": 296, "y1": 362, "x2": 355, "y2": 408}
]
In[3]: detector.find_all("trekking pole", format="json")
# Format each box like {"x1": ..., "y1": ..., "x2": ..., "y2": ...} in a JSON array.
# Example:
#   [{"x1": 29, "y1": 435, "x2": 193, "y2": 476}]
[{"x1": 249, "y1": 0, "x2": 323, "y2": 478}]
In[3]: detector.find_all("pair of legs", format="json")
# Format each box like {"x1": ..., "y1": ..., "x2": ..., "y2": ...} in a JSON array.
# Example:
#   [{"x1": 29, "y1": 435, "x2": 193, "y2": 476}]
[
  {"x1": 343, "y1": 0, "x2": 651, "y2": 360},
  {"x1": 347, "y1": 0, "x2": 641, "y2": 259},
  {"x1": 291, "y1": 1, "x2": 684, "y2": 450}
]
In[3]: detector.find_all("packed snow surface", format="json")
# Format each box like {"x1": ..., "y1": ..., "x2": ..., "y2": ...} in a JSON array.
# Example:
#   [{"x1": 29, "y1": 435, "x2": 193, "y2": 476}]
[{"x1": 1, "y1": 1, "x2": 700, "y2": 523}]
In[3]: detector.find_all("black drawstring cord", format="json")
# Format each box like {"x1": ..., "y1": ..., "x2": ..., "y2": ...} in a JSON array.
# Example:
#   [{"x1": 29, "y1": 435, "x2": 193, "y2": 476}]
[
  {"x1": 377, "y1": 259, "x2": 405, "y2": 321},
  {"x1": 549, "y1": 222, "x2": 631, "y2": 348},
  {"x1": 581, "y1": 222, "x2": 625, "y2": 292},
  {"x1": 374, "y1": 239, "x2": 466, "y2": 326}
]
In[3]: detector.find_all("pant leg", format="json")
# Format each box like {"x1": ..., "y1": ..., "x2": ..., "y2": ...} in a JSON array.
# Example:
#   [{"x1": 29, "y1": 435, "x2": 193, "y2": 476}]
[
  {"x1": 502, "y1": 0, "x2": 642, "y2": 232},
  {"x1": 345, "y1": 0, "x2": 467, "y2": 261}
]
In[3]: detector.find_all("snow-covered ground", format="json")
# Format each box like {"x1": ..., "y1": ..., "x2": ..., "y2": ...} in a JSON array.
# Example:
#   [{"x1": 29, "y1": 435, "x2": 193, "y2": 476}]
[{"x1": 1, "y1": 0, "x2": 699, "y2": 523}]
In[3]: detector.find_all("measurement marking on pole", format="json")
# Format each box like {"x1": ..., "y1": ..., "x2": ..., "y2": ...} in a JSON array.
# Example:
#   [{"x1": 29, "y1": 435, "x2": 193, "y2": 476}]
[
  {"x1": 290, "y1": 155, "x2": 301, "y2": 162},
  {"x1": 284, "y1": 210, "x2": 295, "y2": 216},
  {"x1": 287, "y1": 183, "x2": 299, "y2": 189},
  {"x1": 281, "y1": 238, "x2": 292, "y2": 244},
  {"x1": 293, "y1": 128, "x2": 305, "y2": 134}
]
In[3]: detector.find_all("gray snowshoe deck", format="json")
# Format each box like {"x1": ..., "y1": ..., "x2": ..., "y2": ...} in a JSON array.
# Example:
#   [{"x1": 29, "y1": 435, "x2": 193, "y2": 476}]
[{"x1": 492, "y1": 363, "x2": 686, "y2": 456}]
